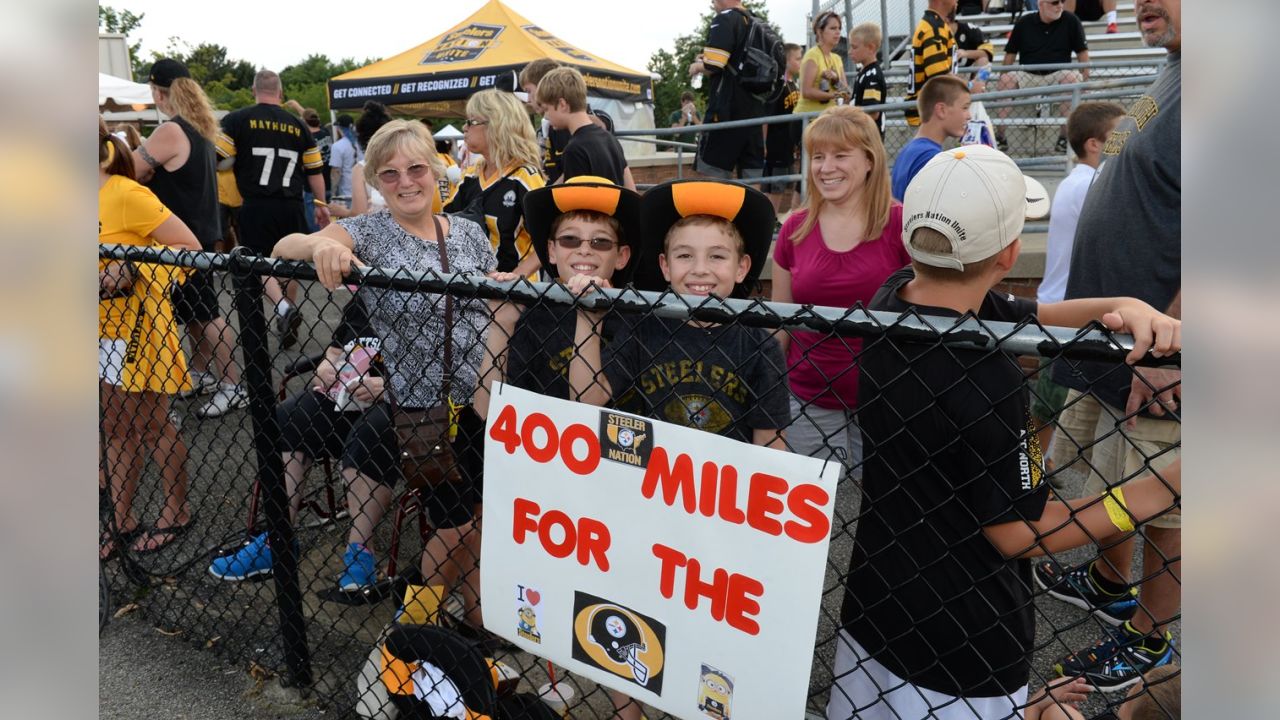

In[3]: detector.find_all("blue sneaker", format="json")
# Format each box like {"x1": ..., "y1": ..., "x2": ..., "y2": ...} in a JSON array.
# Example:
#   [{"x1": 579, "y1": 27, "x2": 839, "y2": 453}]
[
  {"x1": 339, "y1": 543, "x2": 377, "y2": 591},
  {"x1": 209, "y1": 532, "x2": 273, "y2": 581},
  {"x1": 1054, "y1": 622, "x2": 1174, "y2": 692},
  {"x1": 1034, "y1": 560, "x2": 1138, "y2": 626}
]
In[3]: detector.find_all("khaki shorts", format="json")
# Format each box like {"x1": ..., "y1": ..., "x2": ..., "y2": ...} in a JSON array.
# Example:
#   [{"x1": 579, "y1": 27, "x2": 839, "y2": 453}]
[
  {"x1": 1008, "y1": 69, "x2": 1082, "y2": 89},
  {"x1": 1051, "y1": 390, "x2": 1181, "y2": 529}
]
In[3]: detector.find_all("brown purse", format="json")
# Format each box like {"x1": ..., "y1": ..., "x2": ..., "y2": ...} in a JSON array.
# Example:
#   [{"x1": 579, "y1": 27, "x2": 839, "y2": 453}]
[{"x1": 393, "y1": 215, "x2": 461, "y2": 488}]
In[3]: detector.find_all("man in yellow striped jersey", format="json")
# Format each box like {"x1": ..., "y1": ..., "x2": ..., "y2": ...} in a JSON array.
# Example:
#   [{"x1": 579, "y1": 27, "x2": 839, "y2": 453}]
[
  {"x1": 216, "y1": 70, "x2": 328, "y2": 348},
  {"x1": 905, "y1": 0, "x2": 958, "y2": 127}
]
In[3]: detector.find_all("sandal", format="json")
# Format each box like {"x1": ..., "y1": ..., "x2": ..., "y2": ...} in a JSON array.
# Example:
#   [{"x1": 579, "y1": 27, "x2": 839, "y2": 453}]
[
  {"x1": 131, "y1": 516, "x2": 196, "y2": 554},
  {"x1": 100, "y1": 524, "x2": 144, "y2": 562}
]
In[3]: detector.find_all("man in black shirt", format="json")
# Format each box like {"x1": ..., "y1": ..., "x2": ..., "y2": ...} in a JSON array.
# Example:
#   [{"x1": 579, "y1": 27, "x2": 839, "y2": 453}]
[
  {"x1": 994, "y1": 0, "x2": 1090, "y2": 151},
  {"x1": 217, "y1": 70, "x2": 328, "y2": 347},
  {"x1": 688, "y1": 0, "x2": 766, "y2": 180}
]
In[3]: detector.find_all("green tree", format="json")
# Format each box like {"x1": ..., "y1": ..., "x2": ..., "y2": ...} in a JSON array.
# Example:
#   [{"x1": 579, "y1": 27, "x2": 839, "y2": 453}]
[
  {"x1": 280, "y1": 55, "x2": 380, "y2": 115},
  {"x1": 646, "y1": 2, "x2": 780, "y2": 135},
  {"x1": 98, "y1": 5, "x2": 146, "y2": 79}
]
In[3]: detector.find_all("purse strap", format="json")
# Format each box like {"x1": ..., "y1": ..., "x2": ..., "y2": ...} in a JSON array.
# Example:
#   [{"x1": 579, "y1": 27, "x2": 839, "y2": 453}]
[{"x1": 432, "y1": 214, "x2": 454, "y2": 406}]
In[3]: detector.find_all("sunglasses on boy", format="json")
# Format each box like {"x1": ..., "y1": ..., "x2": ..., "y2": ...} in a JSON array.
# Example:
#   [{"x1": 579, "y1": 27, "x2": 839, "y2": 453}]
[
  {"x1": 376, "y1": 163, "x2": 432, "y2": 185},
  {"x1": 554, "y1": 234, "x2": 620, "y2": 251}
]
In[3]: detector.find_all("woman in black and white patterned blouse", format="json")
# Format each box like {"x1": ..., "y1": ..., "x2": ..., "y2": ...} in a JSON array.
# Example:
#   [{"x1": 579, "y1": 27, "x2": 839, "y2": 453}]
[{"x1": 272, "y1": 119, "x2": 494, "y2": 606}]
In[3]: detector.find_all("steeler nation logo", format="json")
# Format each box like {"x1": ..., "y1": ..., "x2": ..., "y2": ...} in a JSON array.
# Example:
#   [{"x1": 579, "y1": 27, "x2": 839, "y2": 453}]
[
  {"x1": 420, "y1": 23, "x2": 505, "y2": 65},
  {"x1": 599, "y1": 411, "x2": 652, "y2": 468},
  {"x1": 571, "y1": 591, "x2": 666, "y2": 692}
]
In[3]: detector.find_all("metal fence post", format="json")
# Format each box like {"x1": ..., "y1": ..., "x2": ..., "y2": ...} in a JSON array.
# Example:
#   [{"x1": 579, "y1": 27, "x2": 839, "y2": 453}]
[{"x1": 229, "y1": 247, "x2": 312, "y2": 688}]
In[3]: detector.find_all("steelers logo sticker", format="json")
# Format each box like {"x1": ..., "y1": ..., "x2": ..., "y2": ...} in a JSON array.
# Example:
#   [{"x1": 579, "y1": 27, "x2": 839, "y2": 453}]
[
  {"x1": 600, "y1": 411, "x2": 653, "y2": 468},
  {"x1": 570, "y1": 591, "x2": 666, "y2": 693}
]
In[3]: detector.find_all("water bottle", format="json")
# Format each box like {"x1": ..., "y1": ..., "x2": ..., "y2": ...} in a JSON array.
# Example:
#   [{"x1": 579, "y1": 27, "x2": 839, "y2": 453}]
[
  {"x1": 691, "y1": 73, "x2": 704, "y2": 90},
  {"x1": 977, "y1": 66, "x2": 992, "y2": 84}
]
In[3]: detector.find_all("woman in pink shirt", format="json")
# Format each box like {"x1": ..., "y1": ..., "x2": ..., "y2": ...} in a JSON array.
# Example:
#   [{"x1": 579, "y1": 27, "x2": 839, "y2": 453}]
[{"x1": 771, "y1": 106, "x2": 908, "y2": 475}]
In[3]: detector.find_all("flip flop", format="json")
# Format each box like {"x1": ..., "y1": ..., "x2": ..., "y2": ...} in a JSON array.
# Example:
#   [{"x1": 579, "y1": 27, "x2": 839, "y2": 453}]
[
  {"x1": 132, "y1": 516, "x2": 196, "y2": 554},
  {"x1": 100, "y1": 524, "x2": 144, "y2": 562}
]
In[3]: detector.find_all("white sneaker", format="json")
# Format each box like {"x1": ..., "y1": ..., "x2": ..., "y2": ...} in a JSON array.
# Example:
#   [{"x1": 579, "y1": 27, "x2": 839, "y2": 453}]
[
  {"x1": 176, "y1": 371, "x2": 218, "y2": 399},
  {"x1": 196, "y1": 385, "x2": 248, "y2": 418}
]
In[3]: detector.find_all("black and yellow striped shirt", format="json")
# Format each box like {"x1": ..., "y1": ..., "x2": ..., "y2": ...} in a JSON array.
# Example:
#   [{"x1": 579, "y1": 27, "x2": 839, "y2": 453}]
[{"x1": 904, "y1": 10, "x2": 956, "y2": 126}]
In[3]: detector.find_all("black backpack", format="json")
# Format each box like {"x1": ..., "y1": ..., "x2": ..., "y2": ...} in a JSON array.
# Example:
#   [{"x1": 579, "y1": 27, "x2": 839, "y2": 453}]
[{"x1": 727, "y1": 10, "x2": 786, "y2": 105}]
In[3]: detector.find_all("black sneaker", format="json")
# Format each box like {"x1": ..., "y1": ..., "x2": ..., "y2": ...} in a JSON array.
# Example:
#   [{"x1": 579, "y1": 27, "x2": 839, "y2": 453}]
[
  {"x1": 996, "y1": 133, "x2": 1009, "y2": 152},
  {"x1": 1055, "y1": 136, "x2": 1069, "y2": 153},
  {"x1": 1054, "y1": 623, "x2": 1174, "y2": 692},
  {"x1": 1034, "y1": 560, "x2": 1139, "y2": 626},
  {"x1": 277, "y1": 304, "x2": 302, "y2": 349}
]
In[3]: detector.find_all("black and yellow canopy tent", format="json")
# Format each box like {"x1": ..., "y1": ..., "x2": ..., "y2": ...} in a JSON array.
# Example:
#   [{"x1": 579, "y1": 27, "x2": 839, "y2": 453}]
[{"x1": 328, "y1": 0, "x2": 654, "y2": 118}]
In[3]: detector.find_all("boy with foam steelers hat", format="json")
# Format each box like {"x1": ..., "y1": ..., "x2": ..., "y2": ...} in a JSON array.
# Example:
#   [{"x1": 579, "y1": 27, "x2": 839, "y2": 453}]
[
  {"x1": 568, "y1": 179, "x2": 790, "y2": 449},
  {"x1": 827, "y1": 144, "x2": 1182, "y2": 720}
]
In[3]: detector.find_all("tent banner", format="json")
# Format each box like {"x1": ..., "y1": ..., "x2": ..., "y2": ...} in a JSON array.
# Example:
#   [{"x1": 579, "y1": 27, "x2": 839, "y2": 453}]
[
  {"x1": 329, "y1": 66, "x2": 650, "y2": 110},
  {"x1": 480, "y1": 383, "x2": 838, "y2": 720}
]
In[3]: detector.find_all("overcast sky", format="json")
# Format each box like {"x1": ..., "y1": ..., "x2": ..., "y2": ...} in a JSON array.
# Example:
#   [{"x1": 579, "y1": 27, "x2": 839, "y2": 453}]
[{"x1": 115, "y1": 0, "x2": 820, "y2": 76}]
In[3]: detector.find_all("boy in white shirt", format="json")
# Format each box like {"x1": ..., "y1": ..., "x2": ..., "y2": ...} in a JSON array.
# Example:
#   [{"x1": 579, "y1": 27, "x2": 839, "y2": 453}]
[{"x1": 1033, "y1": 101, "x2": 1125, "y2": 470}]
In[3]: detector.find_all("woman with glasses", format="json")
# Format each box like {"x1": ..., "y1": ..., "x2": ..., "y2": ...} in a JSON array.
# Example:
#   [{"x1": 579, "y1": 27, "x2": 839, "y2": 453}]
[
  {"x1": 444, "y1": 89, "x2": 546, "y2": 278},
  {"x1": 264, "y1": 120, "x2": 496, "y2": 596}
]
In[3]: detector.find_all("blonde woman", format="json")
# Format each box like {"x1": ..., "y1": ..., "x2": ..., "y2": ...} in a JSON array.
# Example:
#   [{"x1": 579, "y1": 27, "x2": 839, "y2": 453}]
[
  {"x1": 444, "y1": 89, "x2": 546, "y2": 276},
  {"x1": 771, "y1": 106, "x2": 908, "y2": 477},
  {"x1": 795, "y1": 11, "x2": 852, "y2": 114},
  {"x1": 132, "y1": 58, "x2": 244, "y2": 419}
]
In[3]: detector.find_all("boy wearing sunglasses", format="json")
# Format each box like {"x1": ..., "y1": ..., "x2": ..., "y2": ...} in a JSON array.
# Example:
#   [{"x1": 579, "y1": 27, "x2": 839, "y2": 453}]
[{"x1": 472, "y1": 176, "x2": 643, "y2": 421}]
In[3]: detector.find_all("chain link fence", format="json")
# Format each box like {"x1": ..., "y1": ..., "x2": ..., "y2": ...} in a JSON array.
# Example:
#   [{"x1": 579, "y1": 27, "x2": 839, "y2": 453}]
[{"x1": 99, "y1": 244, "x2": 1180, "y2": 719}]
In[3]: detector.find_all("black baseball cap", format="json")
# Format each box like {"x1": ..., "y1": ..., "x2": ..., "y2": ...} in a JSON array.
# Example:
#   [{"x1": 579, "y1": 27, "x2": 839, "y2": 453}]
[{"x1": 148, "y1": 58, "x2": 191, "y2": 88}]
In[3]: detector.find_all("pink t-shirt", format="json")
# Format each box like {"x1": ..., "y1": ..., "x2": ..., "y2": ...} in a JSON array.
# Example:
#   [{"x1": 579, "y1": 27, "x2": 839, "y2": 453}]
[{"x1": 773, "y1": 203, "x2": 909, "y2": 410}]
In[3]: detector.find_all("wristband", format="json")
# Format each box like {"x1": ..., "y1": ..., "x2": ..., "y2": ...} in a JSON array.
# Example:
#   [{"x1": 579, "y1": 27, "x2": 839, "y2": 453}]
[
  {"x1": 313, "y1": 198, "x2": 328, "y2": 207},
  {"x1": 1102, "y1": 487, "x2": 1134, "y2": 533}
]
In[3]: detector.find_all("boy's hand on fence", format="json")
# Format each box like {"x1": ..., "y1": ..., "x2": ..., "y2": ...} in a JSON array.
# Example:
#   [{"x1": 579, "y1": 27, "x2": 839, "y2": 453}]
[
  {"x1": 1124, "y1": 367, "x2": 1181, "y2": 429},
  {"x1": 1100, "y1": 302, "x2": 1181, "y2": 364},
  {"x1": 566, "y1": 274, "x2": 611, "y2": 296},
  {"x1": 314, "y1": 241, "x2": 364, "y2": 290},
  {"x1": 1024, "y1": 676, "x2": 1092, "y2": 719}
]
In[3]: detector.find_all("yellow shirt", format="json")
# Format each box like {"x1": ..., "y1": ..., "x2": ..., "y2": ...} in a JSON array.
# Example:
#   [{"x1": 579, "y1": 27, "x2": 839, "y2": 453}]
[
  {"x1": 794, "y1": 46, "x2": 845, "y2": 115},
  {"x1": 98, "y1": 174, "x2": 191, "y2": 393}
]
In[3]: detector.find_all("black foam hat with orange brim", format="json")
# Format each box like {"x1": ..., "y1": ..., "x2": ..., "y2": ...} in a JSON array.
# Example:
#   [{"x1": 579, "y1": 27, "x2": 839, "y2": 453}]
[
  {"x1": 381, "y1": 624, "x2": 497, "y2": 717},
  {"x1": 632, "y1": 179, "x2": 776, "y2": 298},
  {"x1": 523, "y1": 176, "x2": 642, "y2": 284}
]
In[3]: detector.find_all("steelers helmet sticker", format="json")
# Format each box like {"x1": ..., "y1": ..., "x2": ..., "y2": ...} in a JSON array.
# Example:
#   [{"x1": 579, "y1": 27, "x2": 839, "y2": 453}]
[
  {"x1": 599, "y1": 411, "x2": 653, "y2": 468},
  {"x1": 571, "y1": 591, "x2": 666, "y2": 693},
  {"x1": 696, "y1": 664, "x2": 734, "y2": 720}
]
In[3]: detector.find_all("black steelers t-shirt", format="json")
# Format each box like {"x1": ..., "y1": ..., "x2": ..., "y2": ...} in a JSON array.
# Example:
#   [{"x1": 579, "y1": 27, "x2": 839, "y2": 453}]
[
  {"x1": 602, "y1": 316, "x2": 789, "y2": 443},
  {"x1": 854, "y1": 61, "x2": 888, "y2": 137},
  {"x1": 506, "y1": 303, "x2": 635, "y2": 402},
  {"x1": 217, "y1": 103, "x2": 324, "y2": 201},
  {"x1": 842, "y1": 267, "x2": 1049, "y2": 697}
]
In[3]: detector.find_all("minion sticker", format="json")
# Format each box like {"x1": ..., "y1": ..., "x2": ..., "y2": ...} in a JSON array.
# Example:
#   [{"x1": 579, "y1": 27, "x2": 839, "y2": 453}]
[
  {"x1": 697, "y1": 664, "x2": 734, "y2": 719},
  {"x1": 515, "y1": 584, "x2": 543, "y2": 644},
  {"x1": 571, "y1": 591, "x2": 666, "y2": 693}
]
